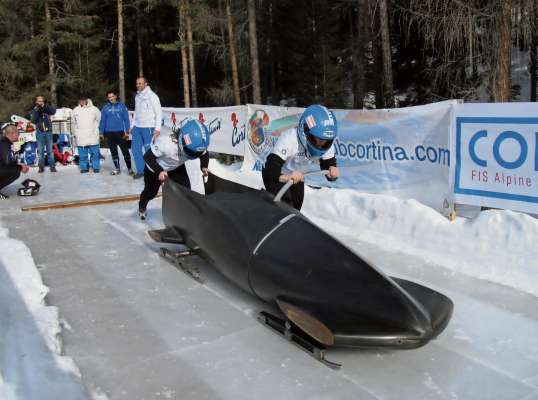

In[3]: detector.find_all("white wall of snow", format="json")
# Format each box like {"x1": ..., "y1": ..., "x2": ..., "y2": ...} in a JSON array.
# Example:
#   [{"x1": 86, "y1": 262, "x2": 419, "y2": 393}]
[
  {"x1": 301, "y1": 186, "x2": 538, "y2": 298},
  {"x1": 0, "y1": 222, "x2": 88, "y2": 400}
]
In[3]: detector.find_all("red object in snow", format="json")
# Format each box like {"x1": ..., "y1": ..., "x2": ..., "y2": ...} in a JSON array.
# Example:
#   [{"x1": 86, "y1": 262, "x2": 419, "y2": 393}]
[{"x1": 52, "y1": 144, "x2": 70, "y2": 165}]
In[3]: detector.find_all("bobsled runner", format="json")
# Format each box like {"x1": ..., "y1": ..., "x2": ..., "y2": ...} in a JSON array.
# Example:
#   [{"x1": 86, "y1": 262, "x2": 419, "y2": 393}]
[{"x1": 150, "y1": 171, "x2": 453, "y2": 361}]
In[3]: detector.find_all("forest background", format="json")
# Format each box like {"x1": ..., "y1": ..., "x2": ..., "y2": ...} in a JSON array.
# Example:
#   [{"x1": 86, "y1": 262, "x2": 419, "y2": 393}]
[{"x1": 0, "y1": 0, "x2": 537, "y2": 120}]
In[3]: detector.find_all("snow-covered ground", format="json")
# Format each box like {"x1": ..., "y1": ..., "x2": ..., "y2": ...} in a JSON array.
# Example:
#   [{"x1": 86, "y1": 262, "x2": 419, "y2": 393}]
[
  {"x1": 0, "y1": 213, "x2": 87, "y2": 399},
  {"x1": 0, "y1": 159, "x2": 537, "y2": 400}
]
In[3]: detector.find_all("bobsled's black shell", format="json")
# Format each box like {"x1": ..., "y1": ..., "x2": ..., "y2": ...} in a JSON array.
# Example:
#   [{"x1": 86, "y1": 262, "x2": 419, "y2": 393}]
[{"x1": 162, "y1": 172, "x2": 453, "y2": 348}]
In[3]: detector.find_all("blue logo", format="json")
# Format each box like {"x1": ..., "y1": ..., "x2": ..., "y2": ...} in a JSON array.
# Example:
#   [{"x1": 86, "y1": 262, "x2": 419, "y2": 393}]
[{"x1": 455, "y1": 117, "x2": 538, "y2": 204}]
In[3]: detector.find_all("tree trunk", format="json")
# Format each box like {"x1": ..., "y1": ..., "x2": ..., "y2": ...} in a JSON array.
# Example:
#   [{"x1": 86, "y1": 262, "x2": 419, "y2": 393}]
[
  {"x1": 495, "y1": 0, "x2": 512, "y2": 102},
  {"x1": 529, "y1": 0, "x2": 537, "y2": 102},
  {"x1": 44, "y1": 0, "x2": 57, "y2": 105},
  {"x1": 217, "y1": 0, "x2": 229, "y2": 81},
  {"x1": 226, "y1": 0, "x2": 241, "y2": 105},
  {"x1": 353, "y1": 0, "x2": 368, "y2": 109},
  {"x1": 117, "y1": 0, "x2": 126, "y2": 103},
  {"x1": 247, "y1": 0, "x2": 261, "y2": 104},
  {"x1": 30, "y1": 13, "x2": 39, "y2": 88},
  {"x1": 136, "y1": 5, "x2": 144, "y2": 77},
  {"x1": 378, "y1": 0, "x2": 393, "y2": 107},
  {"x1": 179, "y1": 0, "x2": 191, "y2": 107},
  {"x1": 185, "y1": 0, "x2": 198, "y2": 107}
]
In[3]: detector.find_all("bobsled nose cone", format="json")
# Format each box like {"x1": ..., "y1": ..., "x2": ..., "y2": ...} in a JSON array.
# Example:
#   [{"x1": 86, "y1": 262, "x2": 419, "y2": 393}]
[{"x1": 392, "y1": 277, "x2": 454, "y2": 340}]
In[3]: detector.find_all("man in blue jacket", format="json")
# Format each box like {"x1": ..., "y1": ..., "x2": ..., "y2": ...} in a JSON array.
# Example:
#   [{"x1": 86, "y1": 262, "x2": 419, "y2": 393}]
[
  {"x1": 99, "y1": 90, "x2": 133, "y2": 175},
  {"x1": 30, "y1": 95, "x2": 56, "y2": 173}
]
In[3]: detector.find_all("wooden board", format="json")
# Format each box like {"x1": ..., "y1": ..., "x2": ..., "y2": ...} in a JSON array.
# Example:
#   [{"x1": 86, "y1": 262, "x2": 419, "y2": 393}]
[{"x1": 21, "y1": 193, "x2": 161, "y2": 212}]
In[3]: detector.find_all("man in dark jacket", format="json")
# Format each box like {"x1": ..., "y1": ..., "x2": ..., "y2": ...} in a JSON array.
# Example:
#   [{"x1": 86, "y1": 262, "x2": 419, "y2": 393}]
[
  {"x1": 30, "y1": 95, "x2": 57, "y2": 172},
  {"x1": 99, "y1": 90, "x2": 133, "y2": 175},
  {"x1": 0, "y1": 125, "x2": 29, "y2": 199}
]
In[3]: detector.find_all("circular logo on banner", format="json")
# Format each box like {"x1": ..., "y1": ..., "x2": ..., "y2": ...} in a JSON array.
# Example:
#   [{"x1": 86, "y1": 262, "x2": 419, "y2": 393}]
[{"x1": 248, "y1": 109, "x2": 271, "y2": 155}]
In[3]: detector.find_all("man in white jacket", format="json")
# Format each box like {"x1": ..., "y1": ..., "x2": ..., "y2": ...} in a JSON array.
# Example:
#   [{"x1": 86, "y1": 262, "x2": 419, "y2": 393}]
[
  {"x1": 72, "y1": 96, "x2": 101, "y2": 173},
  {"x1": 129, "y1": 77, "x2": 162, "y2": 179}
]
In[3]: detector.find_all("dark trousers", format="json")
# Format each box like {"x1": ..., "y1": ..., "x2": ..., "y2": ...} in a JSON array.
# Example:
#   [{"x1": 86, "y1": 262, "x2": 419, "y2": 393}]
[
  {"x1": 105, "y1": 131, "x2": 132, "y2": 170},
  {"x1": 0, "y1": 166, "x2": 21, "y2": 192},
  {"x1": 139, "y1": 164, "x2": 190, "y2": 211},
  {"x1": 261, "y1": 169, "x2": 304, "y2": 210}
]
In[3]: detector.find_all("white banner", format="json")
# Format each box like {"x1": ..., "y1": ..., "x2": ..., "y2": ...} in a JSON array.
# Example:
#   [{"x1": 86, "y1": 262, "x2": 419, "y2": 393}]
[
  {"x1": 244, "y1": 101, "x2": 455, "y2": 208},
  {"x1": 452, "y1": 103, "x2": 538, "y2": 214},
  {"x1": 162, "y1": 106, "x2": 247, "y2": 156}
]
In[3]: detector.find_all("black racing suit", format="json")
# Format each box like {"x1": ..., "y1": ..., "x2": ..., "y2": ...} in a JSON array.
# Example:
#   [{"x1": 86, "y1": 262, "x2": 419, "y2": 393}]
[
  {"x1": 138, "y1": 149, "x2": 209, "y2": 211},
  {"x1": 262, "y1": 153, "x2": 337, "y2": 210},
  {"x1": 0, "y1": 136, "x2": 22, "y2": 193}
]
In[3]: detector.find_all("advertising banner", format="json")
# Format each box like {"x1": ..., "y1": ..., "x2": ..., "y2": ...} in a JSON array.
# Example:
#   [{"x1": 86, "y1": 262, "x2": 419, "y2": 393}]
[
  {"x1": 243, "y1": 104, "x2": 304, "y2": 171},
  {"x1": 452, "y1": 103, "x2": 538, "y2": 214},
  {"x1": 162, "y1": 106, "x2": 247, "y2": 156},
  {"x1": 244, "y1": 101, "x2": 455, "y2": 208}
]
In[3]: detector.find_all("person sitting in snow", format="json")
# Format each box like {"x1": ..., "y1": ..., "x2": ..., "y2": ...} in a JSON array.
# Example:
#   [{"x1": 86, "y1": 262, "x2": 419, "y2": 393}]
[
  {"x1": 0, "y1": 125, "x2": 29, "y2": 199},
  {"x1": 72, "y1": 95, "x2": 101, "y2": 173},
  {"x1": 138, "y1": 119, "x2": 210, "y2": 220},
  {"x1": 262, "y1": 104, "x2": 339, "y2": 210}
]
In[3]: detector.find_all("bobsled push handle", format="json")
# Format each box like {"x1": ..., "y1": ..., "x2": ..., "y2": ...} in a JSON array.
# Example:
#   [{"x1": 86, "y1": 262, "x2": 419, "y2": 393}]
[{"x1": 274, "y1": 170, "x2": 329, "y2": 203}]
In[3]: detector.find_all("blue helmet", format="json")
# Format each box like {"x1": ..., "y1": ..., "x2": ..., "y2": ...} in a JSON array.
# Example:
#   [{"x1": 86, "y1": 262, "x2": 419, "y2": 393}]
[
  {"x1": 297, "y1": 104, "x2": 338, "y2": 157},
  {"x1": 179, "y1": 119, "x2": 210, "y2": 160}
]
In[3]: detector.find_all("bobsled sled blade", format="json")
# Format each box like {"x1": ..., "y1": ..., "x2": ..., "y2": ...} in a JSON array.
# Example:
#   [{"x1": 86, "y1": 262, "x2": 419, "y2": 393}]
[
  {"x1": 147, "y1": 228, "x2": 185, "y2": 244},
  {"x1": 277, "y1": 299, "x2": 335, "y2": 346}
]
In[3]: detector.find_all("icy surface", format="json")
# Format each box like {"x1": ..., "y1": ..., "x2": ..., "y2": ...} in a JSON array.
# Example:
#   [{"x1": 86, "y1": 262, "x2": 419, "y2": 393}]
[{"x1": 0, "y1": 159, "x2": 537, "y2": 400}]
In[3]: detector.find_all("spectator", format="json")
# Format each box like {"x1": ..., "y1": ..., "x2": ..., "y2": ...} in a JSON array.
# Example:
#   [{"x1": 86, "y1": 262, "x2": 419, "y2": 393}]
[
  {"x1": 0, "y1": 125, "x2": 29, "y2": 199},
  {"x1": 99, "y1": 90, "x2": 133, "y2": 175},
  {"x1": 72, "y1": 95, "x2": 101, "y2": 173},
  {"x1": 130, "y1": 76, "x2": 162, "y2": 179},
  {"x1": 30, "y1": 95, "x2": 56, "y2": 173}
]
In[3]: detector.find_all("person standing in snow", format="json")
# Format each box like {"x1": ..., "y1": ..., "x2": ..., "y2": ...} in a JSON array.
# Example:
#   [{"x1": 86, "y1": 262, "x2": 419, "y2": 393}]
[
  {"x1": 138, "y1": 119, "x2": 209, "y2": 220},
  {"x1": 30, "y1": 95, "x2": 56, "y2": 173},
  {"x1": 262, "y1": 104, "x2": 339, "y2": 210},
  {"x1": 72, "y1": 95, "x2": 101, "y2": 173},
  {"x1": 99, "y1": 90, "x2": 133, "y2": 175},
  {"x1": 130, "y1": 77, "x2": 162, "y2": 179},
  {"x1": 0, "y1": 125, "x2": 30, "y2": 199}
]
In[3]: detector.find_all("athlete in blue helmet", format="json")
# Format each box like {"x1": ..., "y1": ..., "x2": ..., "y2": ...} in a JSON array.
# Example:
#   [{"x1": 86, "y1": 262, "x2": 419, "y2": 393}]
[
  {"x1": 138, "y1": 119, "x2": 210, "y2": 219},
  {"x1": 262, "y1": 104, "x2": 339, "y2": 210}
]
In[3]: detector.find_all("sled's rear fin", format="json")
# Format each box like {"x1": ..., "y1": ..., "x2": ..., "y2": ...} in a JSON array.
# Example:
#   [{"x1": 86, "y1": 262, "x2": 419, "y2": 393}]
[
  {"x1": 148, "y1": 228, "x2": 185, "y2": 244},
  {"x1": 277, "y1": 299, "x2": 335, "y2": 346}
]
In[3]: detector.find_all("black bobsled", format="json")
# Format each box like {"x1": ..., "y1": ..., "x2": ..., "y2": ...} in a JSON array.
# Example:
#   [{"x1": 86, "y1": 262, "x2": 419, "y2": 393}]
[{"x1": 160, "y1": 172, "x2": 453, "y2": 349}]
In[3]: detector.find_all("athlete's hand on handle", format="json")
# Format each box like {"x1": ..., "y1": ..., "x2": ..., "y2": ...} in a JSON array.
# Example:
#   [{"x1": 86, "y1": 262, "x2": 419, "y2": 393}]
[
  {"x1": 279, "y1": 171, "x2": 303, "y2": 184},
  {"x1": 158, "y1": 171, "x2": 168, "y2": 183},
  {"x1": 290, "y1": 170, "x2": 304, "y2": 184},
  {"x1": 328, "y1": 166, "x2": 339, "y2": 179}
]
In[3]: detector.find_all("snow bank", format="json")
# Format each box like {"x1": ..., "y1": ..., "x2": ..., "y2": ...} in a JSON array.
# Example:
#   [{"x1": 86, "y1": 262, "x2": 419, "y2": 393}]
[
  {"x1": 210, "y1": 161, "x2": 538, "y2": 297},
  {"x1": 301, "y1": 187, "x2": 538, "y2": 297},
  {"x1": 0, "y1": 222, "x2": 88, "y2": 399}
]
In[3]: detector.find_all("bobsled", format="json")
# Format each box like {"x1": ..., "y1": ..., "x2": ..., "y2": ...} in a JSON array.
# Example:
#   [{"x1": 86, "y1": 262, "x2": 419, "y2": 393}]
[{"x1": 156, "y1": 172, "x2": 453, "y2": 351}]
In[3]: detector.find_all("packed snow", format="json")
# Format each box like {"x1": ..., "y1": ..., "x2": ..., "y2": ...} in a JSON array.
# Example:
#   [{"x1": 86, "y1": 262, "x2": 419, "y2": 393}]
[
  {"x1": 0, "y1": 158, "x2": 536, "y2": 399},
  {"x1": 0, "y1": 223, "x2": 87, "y2": 399}
]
